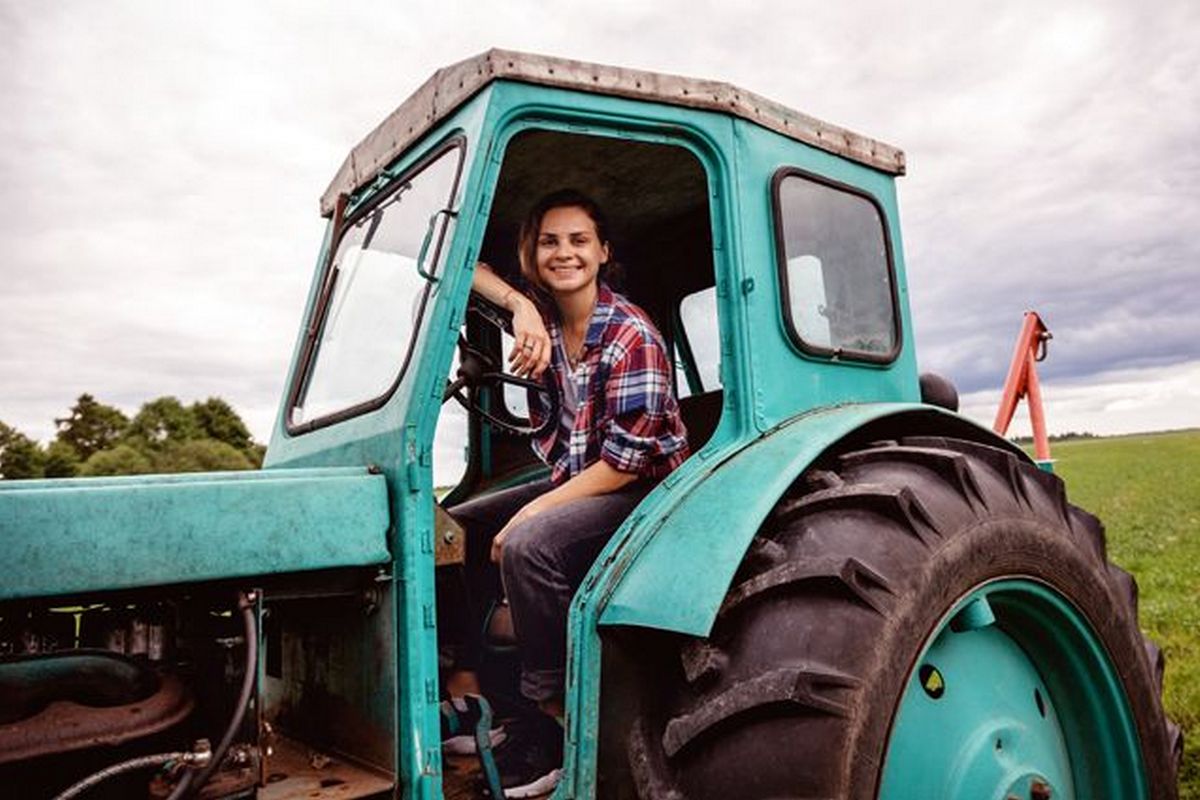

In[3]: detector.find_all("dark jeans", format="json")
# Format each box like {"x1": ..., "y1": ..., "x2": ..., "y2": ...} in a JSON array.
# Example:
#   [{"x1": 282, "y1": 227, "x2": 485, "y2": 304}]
[{"x1": 448, "y1": 478, "x2": 653, "y2": 703}]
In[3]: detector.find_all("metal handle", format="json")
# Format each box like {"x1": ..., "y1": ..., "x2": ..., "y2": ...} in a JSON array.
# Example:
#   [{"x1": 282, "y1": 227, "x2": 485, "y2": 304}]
[{"x1": 416, "y1": 207, "x2": 458, "y2": 282}]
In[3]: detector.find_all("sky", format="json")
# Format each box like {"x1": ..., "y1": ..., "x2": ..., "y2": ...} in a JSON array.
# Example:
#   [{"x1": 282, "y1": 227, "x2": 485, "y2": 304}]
[{"x1": 2, "y1": 0, "x2": 1197, "y2": 454}]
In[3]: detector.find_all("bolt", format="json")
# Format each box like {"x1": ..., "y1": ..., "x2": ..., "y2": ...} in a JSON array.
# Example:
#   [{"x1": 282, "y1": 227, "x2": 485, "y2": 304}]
[
  {"x1": 1030, "y1": 780, "x2": 1052, "y2": 800},
  {"x1": 186, "y1": 738, "x2": 213, "y2": 768}
]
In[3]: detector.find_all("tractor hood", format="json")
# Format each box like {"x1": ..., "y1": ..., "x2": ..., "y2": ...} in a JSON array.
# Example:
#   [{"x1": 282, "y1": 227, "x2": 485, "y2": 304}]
[{"x1": 0, "y1": 467, "x2": 391, "y2": 602}]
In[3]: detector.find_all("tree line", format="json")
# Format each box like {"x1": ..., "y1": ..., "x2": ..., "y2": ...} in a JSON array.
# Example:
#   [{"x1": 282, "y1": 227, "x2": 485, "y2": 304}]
[{"x1": 0, "y1": 394, "x2": 264, "y2": 480}]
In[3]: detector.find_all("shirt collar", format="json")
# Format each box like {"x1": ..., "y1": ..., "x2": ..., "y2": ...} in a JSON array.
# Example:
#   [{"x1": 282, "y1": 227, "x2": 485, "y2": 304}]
[{"x1": 584, "y1": 282, "x2": 617, "y2": 348}]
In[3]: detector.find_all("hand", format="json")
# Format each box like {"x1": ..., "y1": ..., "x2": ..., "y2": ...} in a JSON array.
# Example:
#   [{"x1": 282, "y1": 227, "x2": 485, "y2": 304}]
[
  {"x1": 507, "y1": 296, "x2": 551, "y2": 380},
  {"x1": 491, "y1": 497, "x2": 546, "y2": 563}
]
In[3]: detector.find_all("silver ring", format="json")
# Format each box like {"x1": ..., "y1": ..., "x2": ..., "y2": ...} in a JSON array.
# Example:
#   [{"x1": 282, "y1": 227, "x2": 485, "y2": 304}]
[{"x1": 522, "y1": 342, "x2": 533, "y2": 350}]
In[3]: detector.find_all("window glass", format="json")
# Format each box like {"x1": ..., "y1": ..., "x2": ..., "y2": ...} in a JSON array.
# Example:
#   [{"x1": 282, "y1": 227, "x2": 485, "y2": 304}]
[
  {"x1": 776, "y1": 174, "x2": 896, "y2": 359},
  {"x1": 500, "y1": 330, "x2": 531, "y2": 419},
  {"x1": 292, "y1": 145, "x2": 462, "y2": 426},
  {"x1": 433, "y1": 342, "x2": 469, "y2": 495},
  {"x1": 678, "y1": 286, "x2": 722, "y2": 394}
]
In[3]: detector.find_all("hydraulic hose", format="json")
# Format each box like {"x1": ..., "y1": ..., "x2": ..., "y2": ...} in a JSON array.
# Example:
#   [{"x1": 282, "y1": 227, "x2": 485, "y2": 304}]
[
  {"x1": 166, "y1": 590, "x2": 259, "y2": 800},
  {"x1": 51, "y1": 751, "x2": 201, "y2": 800}
]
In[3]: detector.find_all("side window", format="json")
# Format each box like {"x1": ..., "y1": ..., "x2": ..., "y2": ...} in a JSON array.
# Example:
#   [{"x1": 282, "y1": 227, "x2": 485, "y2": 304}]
[
  {"x1": 433, "y1": 343, "x2": 469, "y2": 495},
  {"x1": 500, "y1": 330, "x2": 530, "y2": 419},
  {"x1": 289, "y1": 143, "x2": 463, "y2": 429},
  {"x1": 773, "y1": 171, "x2": 899, "y2": 362},
  {"x1": 677, "y1": 286, "x2": 722, "y2": 397}
]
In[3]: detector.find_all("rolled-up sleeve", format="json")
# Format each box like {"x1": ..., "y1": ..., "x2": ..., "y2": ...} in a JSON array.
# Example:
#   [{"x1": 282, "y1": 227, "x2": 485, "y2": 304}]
[{"x1": 599, "y1": 325, "x2": 688, "y2": 475}]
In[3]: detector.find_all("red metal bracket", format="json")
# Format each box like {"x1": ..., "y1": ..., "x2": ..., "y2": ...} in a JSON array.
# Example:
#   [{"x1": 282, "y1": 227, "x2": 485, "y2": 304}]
[{"x1": 993, "y1": 312, "x2": 1053, "y2": 463}]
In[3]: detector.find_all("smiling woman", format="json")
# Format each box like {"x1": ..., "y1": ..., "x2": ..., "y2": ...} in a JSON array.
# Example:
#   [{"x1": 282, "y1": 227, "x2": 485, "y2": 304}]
[{"x1": 442, "y1": 187, "x2": 690, "y2": 796}]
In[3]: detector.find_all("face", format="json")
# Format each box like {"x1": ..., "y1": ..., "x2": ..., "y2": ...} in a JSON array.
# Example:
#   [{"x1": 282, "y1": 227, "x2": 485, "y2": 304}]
[{"x1": 534, "y1": 205, "x2": 610, "y2": 297}]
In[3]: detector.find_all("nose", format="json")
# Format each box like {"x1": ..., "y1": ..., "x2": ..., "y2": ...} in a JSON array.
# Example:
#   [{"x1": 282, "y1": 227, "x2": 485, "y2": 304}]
[{"x1": 553, "y1": 240, "x2": 575, "y2": 260}]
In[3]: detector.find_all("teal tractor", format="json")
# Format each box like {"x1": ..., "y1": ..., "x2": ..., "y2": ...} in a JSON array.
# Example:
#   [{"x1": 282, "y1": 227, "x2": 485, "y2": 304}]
[{"x1": 0, "y1": 50, "x2": 1182, "y2": 799}]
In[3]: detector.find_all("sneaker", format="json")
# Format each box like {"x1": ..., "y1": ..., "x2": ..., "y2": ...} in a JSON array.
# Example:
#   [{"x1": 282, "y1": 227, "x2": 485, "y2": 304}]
[
  {"x1": 441, "y1": 694, "x2": 506, "y2": 756},
  {"x1": 490, "y1": 711, "x2": 563, "y2": 798}
]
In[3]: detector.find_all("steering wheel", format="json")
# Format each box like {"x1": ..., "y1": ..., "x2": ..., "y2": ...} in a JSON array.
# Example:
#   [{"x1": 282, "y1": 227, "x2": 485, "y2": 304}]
[{"x1": 443, "y1": 295, "x2": 559, "y2": 437}]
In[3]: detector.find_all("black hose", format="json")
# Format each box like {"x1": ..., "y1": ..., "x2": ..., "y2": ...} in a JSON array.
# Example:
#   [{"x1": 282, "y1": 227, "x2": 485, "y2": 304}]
[
  {"x1": 166, "y1": 591, "x2": 258, "y2": 800},
  {"x1": 51, "y1": 752, "x2": 193, "y2": 800}
]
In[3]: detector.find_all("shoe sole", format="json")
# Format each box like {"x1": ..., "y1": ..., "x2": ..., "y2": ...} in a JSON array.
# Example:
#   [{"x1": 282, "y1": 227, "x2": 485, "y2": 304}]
[
  {"x1": 502, "y1": 767, "x2": 562, "y2": 798},
  {"x1": 442, "y1": 727, "x2": 506, "y2": 756}
]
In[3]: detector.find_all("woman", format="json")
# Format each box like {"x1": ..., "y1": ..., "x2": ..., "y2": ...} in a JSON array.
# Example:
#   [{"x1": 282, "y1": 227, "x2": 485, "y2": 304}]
[{"x1": 448, "y1": 189, "x2": 688, "y2": 797}]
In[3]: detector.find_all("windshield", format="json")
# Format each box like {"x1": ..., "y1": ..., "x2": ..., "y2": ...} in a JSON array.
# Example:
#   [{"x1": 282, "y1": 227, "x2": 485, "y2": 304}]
[{"x1": 290, "y1": 142, "x2": 463, "y2": 429}]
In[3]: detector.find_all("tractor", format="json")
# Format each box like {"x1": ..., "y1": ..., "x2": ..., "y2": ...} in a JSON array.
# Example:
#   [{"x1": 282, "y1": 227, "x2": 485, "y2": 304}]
[{"x1": 0, "y1": 49, "x2": 1181, "y2": 799}]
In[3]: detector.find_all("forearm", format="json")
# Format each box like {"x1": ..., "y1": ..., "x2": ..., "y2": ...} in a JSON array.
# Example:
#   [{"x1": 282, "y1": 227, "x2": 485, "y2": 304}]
[
  {"x1": 472, "y1": 262, "x2": 528, "y2": 314},
  {"x1": 471, "y1": 262, "x2": 550, "y2": 377},
  {"x1": 536, "y1": 461, "x2": 638, "y2": 512},
  {"x1": 490, "y1": 457, "x2": 639, "y2": 562}
]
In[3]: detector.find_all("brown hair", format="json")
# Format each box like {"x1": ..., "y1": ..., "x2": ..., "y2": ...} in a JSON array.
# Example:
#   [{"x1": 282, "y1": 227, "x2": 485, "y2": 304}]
[{"x1": 517, "y1": 189, "x2": 622, "y2": 290}]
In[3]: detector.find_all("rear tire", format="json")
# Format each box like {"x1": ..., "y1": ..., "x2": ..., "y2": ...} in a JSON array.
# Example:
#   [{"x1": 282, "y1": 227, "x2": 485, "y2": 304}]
[{"x1": 629, "y1": 436, "x2": 1180, "y2": 799}]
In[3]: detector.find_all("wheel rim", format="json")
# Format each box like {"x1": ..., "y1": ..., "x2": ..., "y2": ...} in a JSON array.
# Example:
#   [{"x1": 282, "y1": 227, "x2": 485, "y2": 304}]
[{"x1": 878, "y1": 578, "x2": 1148, "y2": 799}]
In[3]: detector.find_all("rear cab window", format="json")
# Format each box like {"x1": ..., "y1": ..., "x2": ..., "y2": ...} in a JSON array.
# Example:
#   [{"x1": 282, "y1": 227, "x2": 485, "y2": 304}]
[
  {"x1": 675, "y1": 286, "x2": 722, "y2": 399},
  {"x1": 772, "y1": 169, "x2": 900, "y2": 363}
]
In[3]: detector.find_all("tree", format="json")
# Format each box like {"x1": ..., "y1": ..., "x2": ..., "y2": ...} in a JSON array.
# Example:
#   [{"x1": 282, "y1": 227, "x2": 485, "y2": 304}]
[
  {"x1": 123, "y1": 397, "x2": 201, "y2": 450},
  {"x1": 54, "y1": 394, "x2": 129, "y2": 461},
  {"x1": 43, "y1": 440, "x2": 80, "y2": 478},
  {"x1": 0, "y1": 423, "x2": 45, "y2": 480},
  {"x1": 156, "y1": 439, "x2": 255, "y2": 473},
  {"x1": 190, "y1": 397, "x2": 254, "y2": 454},
  {"x1": 79, "y1": 444, "x2": 154, "y2": 476},
  {"x1": 6, "y1": 395, "x2": 262, "y2": 479}
]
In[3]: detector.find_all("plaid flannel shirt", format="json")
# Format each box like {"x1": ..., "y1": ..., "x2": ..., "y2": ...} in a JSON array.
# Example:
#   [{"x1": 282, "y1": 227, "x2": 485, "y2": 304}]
[{"x1": 528, "y1": 283, "x2": 689, "y2": 484}]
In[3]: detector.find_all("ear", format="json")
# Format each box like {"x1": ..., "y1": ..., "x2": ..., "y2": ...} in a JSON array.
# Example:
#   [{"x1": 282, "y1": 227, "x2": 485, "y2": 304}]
[{"x1": 601, "y1": 240, "x2": 612, "y2": 264}]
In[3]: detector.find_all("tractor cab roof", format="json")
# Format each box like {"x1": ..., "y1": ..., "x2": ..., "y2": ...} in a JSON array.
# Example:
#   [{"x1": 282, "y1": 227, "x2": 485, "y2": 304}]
[{"x1": 320, "y1": 48, "x2": 905, "y2": 216}]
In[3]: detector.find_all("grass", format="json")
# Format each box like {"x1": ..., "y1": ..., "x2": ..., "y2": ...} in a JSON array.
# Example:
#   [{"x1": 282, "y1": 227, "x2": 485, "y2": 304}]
[{"x1": 1049, "y1": 430, "x2": 1199, "y2": 797}]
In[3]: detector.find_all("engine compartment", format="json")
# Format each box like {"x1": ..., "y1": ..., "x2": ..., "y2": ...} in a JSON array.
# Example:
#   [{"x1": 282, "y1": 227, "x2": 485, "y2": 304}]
[{"x1": 0, "y1": 570, "x2": 395, "y2": 799}]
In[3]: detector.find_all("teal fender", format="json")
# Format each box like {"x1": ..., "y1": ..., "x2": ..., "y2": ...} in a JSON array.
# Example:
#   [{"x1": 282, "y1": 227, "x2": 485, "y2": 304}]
[
  {"x1": 594, "y1": 402, "x2": 1026, "y2": 635},
  {"x1": 557, "y1": 402, "x2": 1028, "y2": 798}
]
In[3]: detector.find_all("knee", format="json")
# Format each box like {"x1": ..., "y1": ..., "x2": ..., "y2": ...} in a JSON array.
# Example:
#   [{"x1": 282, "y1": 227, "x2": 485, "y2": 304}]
[{"x1": 501, "y1": 519, "x2": 552, "y2": 576}]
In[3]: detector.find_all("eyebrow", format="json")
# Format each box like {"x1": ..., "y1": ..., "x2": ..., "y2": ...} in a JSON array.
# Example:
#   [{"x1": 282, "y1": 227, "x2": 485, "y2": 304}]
[{"x1": 538, "y1": 229, "x2": 594, "y2": 239}]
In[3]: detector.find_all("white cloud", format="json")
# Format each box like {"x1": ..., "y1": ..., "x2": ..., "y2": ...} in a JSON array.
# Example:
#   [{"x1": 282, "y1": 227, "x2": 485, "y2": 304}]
[
  {"x1": 960, "y1": 359, "x2": 1200, "y2": 437},
  {"x1": 1, "y1": 0, "x2": 1197, "y2": 452}
]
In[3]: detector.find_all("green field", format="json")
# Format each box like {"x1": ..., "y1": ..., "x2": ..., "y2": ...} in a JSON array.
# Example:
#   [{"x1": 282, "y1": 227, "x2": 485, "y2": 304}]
[{"x1": 1049, "y1": 429, "x2": 1199, "y2": 796}]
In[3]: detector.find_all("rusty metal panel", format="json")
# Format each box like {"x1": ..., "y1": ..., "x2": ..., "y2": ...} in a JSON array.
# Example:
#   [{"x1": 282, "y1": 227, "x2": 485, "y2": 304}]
[
  {"x1": 0, "y1": 651, "x2": 193, "y2": 763},
  {"x1": 259, "y1": 734, "x2": 393, "y2": 799},
  {"x1": 320, "y1": 48, "x2": 905, "y2": 214},
  {"x1": 433, "y1": 504, "x2": 465, "y2": 566}
]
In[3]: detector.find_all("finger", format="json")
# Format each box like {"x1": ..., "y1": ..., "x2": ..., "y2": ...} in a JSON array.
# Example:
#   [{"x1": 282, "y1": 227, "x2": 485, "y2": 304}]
[
  {"x1": 514, "y1": 340, "x2": 538, "y2": 375},
  {"x1": 509, "y1": 342, "x2": 531, "y2": 372},
  {"x1": 510, "y1": 350, "x2": 532, "y2": 378},
  {"x1": 531, "y1": 340, "x2": 549, "y2": 379},
  {"x1": 509, "y1": 336, "x2": 527, "y2": 363}
]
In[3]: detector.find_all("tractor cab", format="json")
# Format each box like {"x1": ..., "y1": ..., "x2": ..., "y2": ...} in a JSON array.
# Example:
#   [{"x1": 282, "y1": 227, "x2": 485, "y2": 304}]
[
  {"x1": 261, "y1": 48, "x2": 920, "y2": 797},
  {"x1": 269, "y1": 49, "x2": 916, "y2": 488}
]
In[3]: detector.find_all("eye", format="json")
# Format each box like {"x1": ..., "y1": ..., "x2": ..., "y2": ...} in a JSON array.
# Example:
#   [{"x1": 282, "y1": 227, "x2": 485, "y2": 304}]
[{"x1": 571, "y1": 234, "x2": 591, "y2": 246}]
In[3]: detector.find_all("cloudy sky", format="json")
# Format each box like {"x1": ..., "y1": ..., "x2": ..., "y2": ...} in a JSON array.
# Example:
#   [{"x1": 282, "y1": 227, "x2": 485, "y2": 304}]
[{"x1": 2, "y1": 0, "x2": 1197, "y2": 451}]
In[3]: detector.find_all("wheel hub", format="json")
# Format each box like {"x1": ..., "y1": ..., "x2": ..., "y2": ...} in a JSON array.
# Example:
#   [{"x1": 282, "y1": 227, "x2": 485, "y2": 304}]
[{"x1": 878, "y1": 581, "x2": 1147, "y2": 799}]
